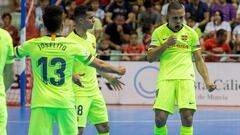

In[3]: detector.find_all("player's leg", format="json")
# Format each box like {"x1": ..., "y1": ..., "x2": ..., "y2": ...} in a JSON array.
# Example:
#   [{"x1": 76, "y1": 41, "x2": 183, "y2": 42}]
[
  {"x1": 28, "y1": 107, "x2": 54, "y2": 135},
  {"x1": 153, "y1": 80, "x2": 176, "y2": 135},
  {"x1": 0, "y1": 96, "x2": 7, "y2": 135},
  {"x1": 75, "y1": 96, "x2": 92, "y2": 135},
  {"x1": 88, "y1": 94, "x2": 109, "y2": 135},
  {"x1": 55, "y1": 108, "x2": 77, "y2": 135},
  {"x1": 180, "y1": 109, "x2": 194, "y2": 135},
  {"x1": 154, "y1": 109, "x2": 169, "y2": 135},
  {"x1": 176, "y1": 80, "x2": 196, "y2": 135}
]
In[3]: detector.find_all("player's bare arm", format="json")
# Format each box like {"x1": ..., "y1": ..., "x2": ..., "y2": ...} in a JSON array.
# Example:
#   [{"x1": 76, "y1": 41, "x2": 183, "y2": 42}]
[
  {"x1": 193, "y1": 50, "x2": 216, "y2": 92},
  {"x1": 90, "y1": 58, "x2": 126, "y2": 75},
  {"x1": 147, "y1": 35, "x2": 177, "y2": 62}
]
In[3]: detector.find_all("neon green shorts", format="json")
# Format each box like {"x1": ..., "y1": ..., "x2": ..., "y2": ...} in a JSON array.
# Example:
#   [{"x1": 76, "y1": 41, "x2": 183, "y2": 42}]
[
  {"x1": 28, "y1": 107, "x2": 77, "y2": 135},
  {"x1": 75, "y1": 93, "x2": 108, "y2": 127},
  {"x1": 0, "y1": 96, "x2": 7, "y2": 135},
  {"x1": 153, "y1": 80, "x2": 197, "y2": 114}
]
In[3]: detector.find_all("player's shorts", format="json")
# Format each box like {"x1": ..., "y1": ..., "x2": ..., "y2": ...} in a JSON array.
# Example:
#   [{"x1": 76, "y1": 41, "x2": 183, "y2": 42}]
[
  {"x1": 0, "y1": 96, "x2": 7, "y2": 135},
  {"x1": 28, "y1": 107, "x2": 77, "y2": 135},
  {"x1": 75, "y1": 93, "x2": 108, "y2": 127},
  {"x1": 153, "y1": 80, "x2": 197, "y2": 114}
]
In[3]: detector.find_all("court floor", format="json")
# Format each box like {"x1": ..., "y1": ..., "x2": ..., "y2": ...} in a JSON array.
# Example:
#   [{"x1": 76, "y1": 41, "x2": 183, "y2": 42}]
[{"x1": 7, "y1": 106, "x2": 240, "y2": 135}]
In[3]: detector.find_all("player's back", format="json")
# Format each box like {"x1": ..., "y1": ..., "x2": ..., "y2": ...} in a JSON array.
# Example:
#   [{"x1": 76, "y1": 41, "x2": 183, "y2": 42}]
[
  {"x1": 0, "y1": 28, "x2": 13, "y2": 95},
  {"x1": 15, "y1": 35, "x2": 92, "y2": 108}
]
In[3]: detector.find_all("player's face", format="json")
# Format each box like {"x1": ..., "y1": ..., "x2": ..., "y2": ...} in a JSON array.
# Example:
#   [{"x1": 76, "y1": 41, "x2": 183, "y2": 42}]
[
  {"x1": 84, "y1": 11, "x2": 95, "y2": 29},
  {"x1": 167, "y1": 8, "x2": 185, "y2": 32}
]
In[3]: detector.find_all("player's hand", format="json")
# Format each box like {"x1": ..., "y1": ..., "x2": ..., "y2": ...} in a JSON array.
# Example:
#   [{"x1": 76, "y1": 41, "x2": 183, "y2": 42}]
[
  {"x1": 166, "y1": 35, "x2": 177, "y2": 47},
  {"x1": 206, "y1": 82, "x2": 216, "y2": 92},
  {"x1": 117, "y1": 66, "x2": 126, "y2": 75},
  {"x1": 72, "y1": 74, "x2": 85, "y2": 88},
  {"x1": 107, "y1": 76, "x2": 125, "y2": 91}
]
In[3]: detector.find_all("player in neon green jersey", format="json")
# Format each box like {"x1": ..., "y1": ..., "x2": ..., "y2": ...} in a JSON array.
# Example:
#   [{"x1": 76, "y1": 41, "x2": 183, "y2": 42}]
[
  {"x1": 67, "y1": 6, "x2": 125, "y2": 135},
  {"x1": 147, "y1": 2, "x2": 216, "y2": 135},
  {"x1": 0, "y1": 28, "x2": 14, "y2": 135},
  {"x1": 14, "y1": 6, "x2": 125, "y2": 135}
]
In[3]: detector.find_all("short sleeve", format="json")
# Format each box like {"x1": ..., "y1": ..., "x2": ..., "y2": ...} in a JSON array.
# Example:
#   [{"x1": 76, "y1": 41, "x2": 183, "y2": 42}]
[
  {"x1": 190, "y1": 30, "x2": 201, "y2": 52},
  {"x1": 14, "y1": 40, "x2": 31, "y2": 58},
  {"x1": 5, "y1": 33, "x2": 14, "y2": 64},
  {"x1": 149, "y1": 29, "x2": 161, "y2": 50},
  {"x1": 74, "y1": 46, "x2": 95, "y2": 66}
]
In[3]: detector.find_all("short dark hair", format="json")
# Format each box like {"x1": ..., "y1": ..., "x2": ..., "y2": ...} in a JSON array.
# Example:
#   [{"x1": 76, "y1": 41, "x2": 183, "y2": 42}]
[
  {"x1": 1, "y1": 12, "x2": 12, "y2": 20},
  {"x1": 130, "y1": 30, "x2": 138, "y2": 35},
  {"x1": 42, "y1": 5, "x2": 63, "y2": 33},
  {"x1": 216, "y1": 29, "x2": 226, "y2": 37},
  {"x1": 74, "y1": 6, "x2": 88, "y2": 21},
  {"x1": 167, "y1": 2, "x2": 184, "y2": 14}
]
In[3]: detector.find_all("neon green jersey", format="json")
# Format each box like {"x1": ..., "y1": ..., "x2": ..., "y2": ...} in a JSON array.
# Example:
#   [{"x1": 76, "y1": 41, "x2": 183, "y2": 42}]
[
  {"x1": 149, "y1": 24, "x2": 200, "y2": 81},
  {"x1": 67, "y1": 31, "x2": 100, "y2": 97},
  {"x1": 14, "y1": 36, "x2": 95, "y2": 108},
  {"x1": 0, "y1": 28, "x2": 14, "y2": 97}
]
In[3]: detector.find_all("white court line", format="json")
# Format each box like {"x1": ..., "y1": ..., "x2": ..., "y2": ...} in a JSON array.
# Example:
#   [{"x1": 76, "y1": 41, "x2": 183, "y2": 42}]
[{"x1": 8, "y1": 119, "x2": 240, "y2": 124}]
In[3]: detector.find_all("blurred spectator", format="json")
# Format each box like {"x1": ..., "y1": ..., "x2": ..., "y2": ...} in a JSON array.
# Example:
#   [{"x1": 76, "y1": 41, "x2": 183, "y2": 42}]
[
  {"x1": 11, "y1": 0, "x2": 21, "y2": 11},
  {"x1": 231, "y1": 0, "x2": 238, "y2": 9},
  {"x1": 161, "y1": 0, "x2": 185, "y2": 24},
  {"x1": 35, "y1": 0, "x2": 49, "y2": 36},
  {"x1": 105, "y1": 14, "x2": 132, "y2": 50},
  {"x1": 1, "y1": 12, "x2": 19, "y2": 47},
  {"x1": 204, "y1": 10, "x2": 231, "y2": 43},
  {"x1": 138, "y1": 1, "x2": 161, "y2": 31},
  {"x1": 75, "y1": 0, "x2": 89, "y2": 5},
  {"x1": 89, "y1": 0, "x2": 105, "y2": 21},
  {"x1": 201, "y1": 0, "x2": 215, "y2": 8},
  {"x1": 66, "y1": 0, "x2": 77, "y2": 20},
  {"x1": 98, "y1": 0, "x2": 111, "y2": 9},
  {"x1": 88, "y1": 11, "x2": 103, "y2": 42},
  {"x1": 122, "y1": 31, "x2": 145, "y2": 61},
  {"x1": 131, "y1": 0, "x2": 146, "y2": 30},
  {"x1": 187, "y1": 16, "x2": 202, "y2": 38},
  {"x1": 142, "y1": 24, "x2": 152, "y2": 51},
  {"x1": 97, "y1": 38, "x2": 111, "y2": 60},
  {"x1": 202, "y1": 29, "x2": 232, "y2": 62},
  {"x1": 232, "y1": 24, "x2": 240, "y2": 58},
  {"x1": 210, "y1": 0, "x2": 236, "y2": 22},
  {"x1": 105, "y1": 0, "x2": 134, "y2": 24},
  {"x1": 61, "y1": 10, "x2": 75, "y2": 36},
  {"x1": 231, "y1": 12, "x2": 240, "y2": 30},
  {"x1": 185, "y1": 0, "x2": 210, "y2": 31},
  {"x1": 49, "y1": 0, "x2": 63, "y2": 5}
]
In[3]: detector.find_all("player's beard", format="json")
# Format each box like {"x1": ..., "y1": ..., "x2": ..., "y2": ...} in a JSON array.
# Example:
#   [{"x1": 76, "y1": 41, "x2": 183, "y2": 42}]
[{"x1": 174, "y1": 24, "x2": 182, "y2": 31}]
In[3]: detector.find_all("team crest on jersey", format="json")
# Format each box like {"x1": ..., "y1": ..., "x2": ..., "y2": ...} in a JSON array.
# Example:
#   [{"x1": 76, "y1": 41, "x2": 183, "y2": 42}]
[{"x1": 181, "y1": 35, "x2": 188, "y2": 41}]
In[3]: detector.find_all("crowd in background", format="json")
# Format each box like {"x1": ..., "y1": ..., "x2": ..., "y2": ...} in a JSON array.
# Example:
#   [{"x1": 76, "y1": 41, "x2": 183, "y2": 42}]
[{"x1": 1, "y1": 0, "x2": 240, "y2": 62}]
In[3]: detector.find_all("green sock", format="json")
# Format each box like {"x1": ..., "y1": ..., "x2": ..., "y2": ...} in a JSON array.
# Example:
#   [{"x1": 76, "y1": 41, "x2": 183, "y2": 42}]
[
  {"x1": 97, "y1": 133, "x2": 109, "y2": 135},
  {"x1": 154, "y1": 125, "x2": 168, "y2": 135},
  {"x1": 180, "y1": 126, "x2": 193, "y2": 135}
]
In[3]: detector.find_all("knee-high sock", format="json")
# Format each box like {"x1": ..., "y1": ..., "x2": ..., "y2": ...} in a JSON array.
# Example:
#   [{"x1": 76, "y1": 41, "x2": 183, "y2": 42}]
[
  {"x1": 180, "y1": 126, "x2": 193, "y2": 135},
  {"x1": 154, "y1": 125, "x2": 168, "y2": 135}
]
